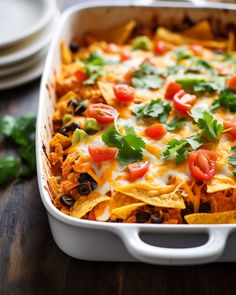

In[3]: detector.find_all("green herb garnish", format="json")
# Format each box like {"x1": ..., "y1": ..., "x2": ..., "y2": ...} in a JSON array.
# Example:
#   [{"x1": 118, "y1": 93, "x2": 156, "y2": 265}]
[
  {"x1": 102, "y1": 126, "x2": 145, "y2": 165},
  {"x1": 131, "y1": 62, "x2": 162, "y2": 89},
  {"x1": 211, "y1": 88, "x2": 236, "y2": 112},
  {"x1": 161, "y1": 135, "x2": 204, "y2": 164},
  {"x1": 0, "y1": 114, "x2": 36, "y2": 185},
  {"x1": 133, "y1": 99, "x2": 171, "y2": 123},
  {"x1": 165, "y1": 117, "x2": 187, "y2": 132}
]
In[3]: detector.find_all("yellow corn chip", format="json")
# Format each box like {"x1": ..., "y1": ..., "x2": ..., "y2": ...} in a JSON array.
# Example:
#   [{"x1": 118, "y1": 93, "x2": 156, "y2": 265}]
[
  {"x1": 61, "y1": 41, "x2": 73, "y2": 64},
  {"x1": 49, "y1": 133, "x2": 71, "y2": 149},
  {"x1": 70, "y1": 192, "x2": 111, "y2": 219},
  {"x1": 182, "y1": 20, "x2": 214, "y2": 40},
  {"x1": 98, "y1": 81, "x2": 116, "y2": 105},
  {"x1": 112, "y1": 203, "x2": 145, "y2": 219},
  {"x1": 185, "y1": 210, "x2": 236, "y2": 224},
  {"x1": 58, "y1": 90, "x2": 79, "y2": 103},
  {"x1": 207, "y1": 176, "x2": 236, "y2": 193}
]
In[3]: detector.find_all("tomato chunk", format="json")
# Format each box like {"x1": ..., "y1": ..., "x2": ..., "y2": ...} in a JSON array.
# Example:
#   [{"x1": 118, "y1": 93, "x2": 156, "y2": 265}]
[
  {"x1": 145, "y1": 124, "x2": 167, "y2": 139},
  {"x1": 188, "y1": 149, "x2": 217, "y2": 181},
  {"x1": 190, "y1": 42, "x2": 203, "y2": 56},
  {"x1": 224, "y1": 119, "x2": 236, "y2": 139},
  {"x1": 113, "y1": 84, "x2": 135, "y2": 102},
  {"x1": 165, "y1": 82, "x2": 182, "y2": 100},
  {"x1": 153, "y1": 41, "x2": 168, "y2": 55},
  {"x1": 88, "y1": 146, "x2": 117, "y2": 162},
  {"x1": 74, "y1": 70, "x2": 88, "y2": 84},
  {"x1": 87, "y1": 103, "x2": 118, "y2": 124},
  {"x1": 227, "y1": 76, "x2": 236, "y2": 89},
  {"x1": 173, "y1": 90, "x2": 196, "y2": 113},
  {"x1": 120, "y1": 49, "x2": 131, "y2": 61},
  {"x1": 128, "y1": 161, "x2": 150, "y2": 180}
]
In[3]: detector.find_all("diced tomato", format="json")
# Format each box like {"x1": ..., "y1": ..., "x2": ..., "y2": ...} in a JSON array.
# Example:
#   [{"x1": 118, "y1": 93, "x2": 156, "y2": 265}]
[
  {"x1": 188, "y1": 149, "x2": 217, "y2": 181},
  {"x1": 128, "y1": 161, "x2": 150, "y2": 180},
  {"x1": 74, "y1": 70, "x2": 88, "y2": 84},
  {"x1": 120, "y1": 49, "x2": 131, "y2": 61},
  {"x1": 104, "y1": 43, "x2": 119, "y2": 53},
  {"x1": 87, "y1": 103, "x2": 118, "y2": 124},
  {"x1": 216, "y1": 64, "x2": 234, "y2": 76},
  {"x1": 224, "y1": 119, "x2": 236, "y2": 139},
  {"x1": 113, "y1": 84, "x2": 135, "y2": 102},
  {"x1": 153, "y1": 41, "x2": 168, "y2": 55},
  {"x1": 173, "y1": 90, "x2": 196, "y2": 113},
  {"x1": 165, "y1": 82, "x2": 182, "y2": 100},
  {"x1": 88, "y1": 146, "x2": 117, "y2": 162},
  {"x1": 227, "y1": 76, "x2": 236, "y2": 90},
  {"x1": 190, "y1": 42, "x2": 203, "y2": 56},
  {"x1": 145, "y1": 124, "x2": 167, "y2": 139}
]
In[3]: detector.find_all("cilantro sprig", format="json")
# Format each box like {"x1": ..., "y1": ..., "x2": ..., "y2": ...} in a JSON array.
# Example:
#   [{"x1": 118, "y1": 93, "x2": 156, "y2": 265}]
[
  {"x1": 196, "y1": 111, "x2": 223, "y2": 142},
  {"x1": 131, "y1": 62, "x2": 162, "y2": 89},
  {"x1": 161, "y1": 135, "x2": 204, "y2": 164},
  {"x1": 102, "y1": 126, "x2": 145, "y2": 165},
  {"x1": 133, "y1": 99, "x2": 171, "y2": 123},
  {"x1": 0, "y1": 115, "x2": 36, "y2": 185},
  {"x1": 165, "y1": 117, "x2": 187, "y2": 132},
  {"x1": 228, "y1": 146, "x2": 236, "y2": 177},
  {"x1": 211, "y1": 88, "x2": 236, "y2": 112}
]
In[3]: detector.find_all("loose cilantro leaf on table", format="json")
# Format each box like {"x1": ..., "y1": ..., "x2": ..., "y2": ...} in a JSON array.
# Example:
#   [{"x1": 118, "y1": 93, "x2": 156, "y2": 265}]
[
  {"x1": 0, "y1": 156, "x2": 20, "y2": 185},
  {"x1": 102, "y1": 126, "x2": 145, "y2": 165},
  {"x1": 131, "y1": 62, "x2": 162, "y2": 89},
  {"x1": 211, "y1": 88, "x2": 236, "y2": 112},
  {"x1": 133, "y1": 99, "x2": 171, "y2": 123},
  {"x1": 228, "y1": 147, "x2": 236, "y2": 177},
  {"x1": 161, "y1": 135, "x2": 204, "y2": 164},
  {"x1": 165, "y1": 117, "x2": 187, "y2": 132},
  {"x1": 0, "y1": 114, "x2": 36, "y2": 185},
  {"x1": 196, "y1": 111, "x2": 223, "y2": 142}
]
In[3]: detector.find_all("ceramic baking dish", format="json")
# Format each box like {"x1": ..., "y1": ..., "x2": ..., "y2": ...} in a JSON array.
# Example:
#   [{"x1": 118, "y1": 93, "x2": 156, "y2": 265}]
[{"x1": 36, "y1": 0, "x2": 236, "y2": 265}]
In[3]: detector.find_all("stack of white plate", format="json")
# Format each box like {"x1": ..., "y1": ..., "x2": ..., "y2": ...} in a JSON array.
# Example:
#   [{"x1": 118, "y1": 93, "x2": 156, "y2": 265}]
[{"x1": 0, "y1": 0, "x2": 60, "y2": 91}]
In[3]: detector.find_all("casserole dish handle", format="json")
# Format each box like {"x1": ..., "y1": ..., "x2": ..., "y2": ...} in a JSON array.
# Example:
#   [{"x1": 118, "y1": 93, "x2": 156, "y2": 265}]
[{"x1": 117, "y1": 227, "x2": 230, "y2": 265}]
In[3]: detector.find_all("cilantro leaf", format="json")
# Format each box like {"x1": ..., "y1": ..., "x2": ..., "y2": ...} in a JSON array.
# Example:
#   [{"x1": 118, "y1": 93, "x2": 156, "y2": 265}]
[
  {"x1": 11, "y1": 115, "x2": 36, "y2": 146},
  {"x1": 211, "y1": 88, "x2": 236, "y2": 112},
  {"x1": 161, "y1": 135, "x2": 204, "y2": 164},
  {"x1": 102, "y1": 126, "x2": 145, "y2": 165},
  {"x1": 0, "y1": 115, "x2": 15, "y2": 137},
  {"x1": 83, "y1": 64, "x2": 101, "y2": 85},
  {"x1": 196, "y1": 111, "x2": 223, "y2": 142},
  {"x1": 193, "y1": 81, "x2": 219, "y2": 94},
  {"x1": 131, "y1": 62, "x2": 162, "y2": 89},
  {"x1": 133, "y1": 99, "x2": 171, "y2": 123},
  {"x1": 176, "y1": 76, "x2": 204, "y2": 92},
  {"x1": 0, "y1": 156, "x2": 20, "y2": 185},
  {"x1": 173, "y1": 46, "x2": 192, "y2": 62},
  {"x1": 165, "y1": 117, "x2": 186, "y2": 132}
]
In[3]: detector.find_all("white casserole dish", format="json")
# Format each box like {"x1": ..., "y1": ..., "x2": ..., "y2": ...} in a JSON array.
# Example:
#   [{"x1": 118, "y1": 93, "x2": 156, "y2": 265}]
[{"x1": 37, "y1": 0, "x2": 236, "y2": 265}]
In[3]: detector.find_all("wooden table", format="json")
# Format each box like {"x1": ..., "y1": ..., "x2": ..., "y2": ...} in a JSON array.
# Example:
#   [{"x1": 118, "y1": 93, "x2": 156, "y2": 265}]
[{"x1": 1, "y1": 1, "x2": 236, "y2": 294}]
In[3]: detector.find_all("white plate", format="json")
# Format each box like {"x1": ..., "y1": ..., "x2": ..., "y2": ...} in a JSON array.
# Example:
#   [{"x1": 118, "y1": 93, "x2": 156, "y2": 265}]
[
  {"x1": 0, "y1": 53, "x2": 46, "y2": 91},
  {"x1": 0, "y1": 9, "x2": 60, "y2": 66},
  {"x1": 0, "y1": 0, "x2": 56, "y2": 49},
  {"x1": 0, "y1": 47, "x2": 48, "y2": 78}
]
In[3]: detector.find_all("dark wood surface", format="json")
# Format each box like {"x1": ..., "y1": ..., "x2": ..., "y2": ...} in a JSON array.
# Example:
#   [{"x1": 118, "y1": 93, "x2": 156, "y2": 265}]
[{"x1": 1, "y1": 1, "x2": 236, "y2": 294}]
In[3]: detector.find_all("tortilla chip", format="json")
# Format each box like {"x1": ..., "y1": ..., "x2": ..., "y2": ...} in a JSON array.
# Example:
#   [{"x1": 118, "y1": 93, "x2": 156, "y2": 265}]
[
  {"x1": 115, "y1": 183, "x2": 185, "y2": 209},
  {"x1": 98, "y1": 20, "x2": 137, "y2": 45},
  {"x1": 61, "y1": 41, "x2": 73, "y2": 64},
  {"x1": 70, "y1": 192, "x2": 110, "y2": 219},
  {"x1": 58, "y1": 90, "x2": 78, "y2": 104},
  {"x1": 112, "y1": 203, "x2": 145, "y2": 219},
  {"x1": 156, "y1": 27, "x2": 227, "y2": 49},
  {"x1": 182, "y1": 20, "x2": 214, "y2": 40},
  {"x1": 228, "y1": 31, "x2": 235, "y2": 51},
  {"x1": 49, "y1": 133, "x2": 71, "y2": 149},
  {"x1": 185, "y1": 210, "x2": 236, "y2": 224},
  {"x1": 98, "y1": 81, "x2": 116, "y2": 105},
  {"x1": 207, "y1": 176, "x2": 236, "y2": 193}
]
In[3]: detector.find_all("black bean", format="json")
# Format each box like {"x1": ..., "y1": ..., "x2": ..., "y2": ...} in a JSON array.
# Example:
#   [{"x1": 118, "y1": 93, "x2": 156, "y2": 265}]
[
  {"x1": 58, "y1": 122, "x2": 80, "y2": 136},
  {"x1": 69, "y1": 41, "x2": 80, "y2": 53},
  {"x1": 181, "y1": 203, "x2": 194, "y2": 218},
  {"x1": 151, "y1": 212, "x2": 164, "y2": 224},
  {"x1": 77, "y1": 181, "x2": 92, "y2": 195},
  {"x1": 113, "y1": 218, "x2": 123, "y2": 223},
  {"x1": 136, "y1": 212, "x2": 151, "y2": 223},
  {"x1": 75, "y1": 104, "x2": 87, "y2": 115},
  {"x1": 199, "y1": 202, "x2": 211, "y2": 213},
  {"x1": 78, "y1": 173, "x2": 97, "y2": 190},
  {"x1": 68, "y1": 99, "x2": 79, "y2": 109},
  {"x1": 60, "y1": 194, "x2": 75, "y2": 207}
]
